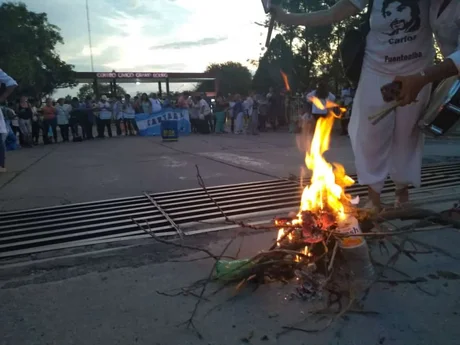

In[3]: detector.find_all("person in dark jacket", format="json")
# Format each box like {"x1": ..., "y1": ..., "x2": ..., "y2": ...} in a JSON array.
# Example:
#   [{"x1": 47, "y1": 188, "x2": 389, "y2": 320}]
[
  {"x1": 82, "y1": 96, "x2": 95, "y2": 139},
  {"x1": 69, "y1": 97, "x2": 83, "y2": 141}
]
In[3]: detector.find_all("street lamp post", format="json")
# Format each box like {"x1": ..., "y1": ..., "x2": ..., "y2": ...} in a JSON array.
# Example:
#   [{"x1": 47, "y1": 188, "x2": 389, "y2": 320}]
[{"x1": 85, "y1": 0, "x2": 94, "y2": 72}]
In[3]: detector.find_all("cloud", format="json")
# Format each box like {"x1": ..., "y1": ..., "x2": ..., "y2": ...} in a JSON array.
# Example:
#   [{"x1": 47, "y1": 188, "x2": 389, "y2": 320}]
[
  {"x1": 19, "y1": 0, "x2": 269, "y2": 97},
  {"x1": 150, "y1": 37, "x2": 228, "y2": 50}
]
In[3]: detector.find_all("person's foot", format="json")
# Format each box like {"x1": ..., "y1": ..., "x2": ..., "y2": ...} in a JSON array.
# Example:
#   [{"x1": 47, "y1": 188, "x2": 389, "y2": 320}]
[
  {"x1": 364, "y1": 186, "x2": 382, "y2": 213},
  {"x1": 394, "y1": 186, "x2": 409, "y2": 208},
  {"x1": 0, "y1": 167, "x2": 6, "y2": 173}
]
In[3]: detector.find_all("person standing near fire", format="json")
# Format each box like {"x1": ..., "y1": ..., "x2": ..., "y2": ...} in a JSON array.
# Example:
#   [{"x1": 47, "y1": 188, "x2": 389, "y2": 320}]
[
  {"x1": 306, "y1": 80, "x2": 336, "y2": 121},
  {"x1": 272, "y1": 0, "x2": 435, "y2": 211}
]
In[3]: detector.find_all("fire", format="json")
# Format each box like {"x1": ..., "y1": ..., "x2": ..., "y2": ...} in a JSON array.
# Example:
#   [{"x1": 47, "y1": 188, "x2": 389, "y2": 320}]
[
  {"x1": 275, "y1": 96, "x2": 354, "y2": 251},
  {"x1": 276, "y1": 228, "x2": 284, "y2": 246},
  {"x1": 276, "y1": 227, "x2": 295, "y2": 247},
  {"x1": 295, "y1": 246, "x2": 311, "y2": 262},
  {"x1": 280, "y1": 70, "x2": 290, "y2": 92},
  {"x1": 297, "y1": 96, "x2": 355, "y2": 221}
]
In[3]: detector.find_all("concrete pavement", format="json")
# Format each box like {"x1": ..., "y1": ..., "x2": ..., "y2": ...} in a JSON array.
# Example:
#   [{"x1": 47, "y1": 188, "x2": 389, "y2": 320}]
[
  {"x1": 1, "y1": 199, "x2": 460, "y2": 345},
  {"x1": 1, "y1": 133, "x2": 460, "y2": 344}
]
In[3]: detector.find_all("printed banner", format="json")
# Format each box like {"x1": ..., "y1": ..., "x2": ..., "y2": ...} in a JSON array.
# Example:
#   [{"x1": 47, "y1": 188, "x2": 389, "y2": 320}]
[{"x1": 135, "y1": 108, "x2": 191, "y2": 136}]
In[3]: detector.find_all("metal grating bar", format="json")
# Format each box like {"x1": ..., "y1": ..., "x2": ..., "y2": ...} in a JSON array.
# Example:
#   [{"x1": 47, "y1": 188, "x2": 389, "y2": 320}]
[{"x1": 1, "y1": 162, "x2": 460, "y2": 259}]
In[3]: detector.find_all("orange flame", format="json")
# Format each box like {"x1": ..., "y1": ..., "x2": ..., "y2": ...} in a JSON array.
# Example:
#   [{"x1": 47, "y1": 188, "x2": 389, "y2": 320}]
[
  {"x1": 296, "y1": 97, "x2": 354, "y2": 221},
  {"x1": 295, "y1": 246, "x2": 311, "y2": 262},
  {"x1": 276, "y1": 228, "x2": 284, "y2": 247},
  {"x1": 280, "y1": 70, "x2": 290, "y2": 92},
  {"x1": 276, "y1": 227, "x2": 295, "y2": 247}
]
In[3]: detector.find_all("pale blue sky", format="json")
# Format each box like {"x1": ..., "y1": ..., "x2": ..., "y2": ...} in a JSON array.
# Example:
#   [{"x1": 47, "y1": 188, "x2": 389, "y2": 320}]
[{"x1": 18, "y1": 0, "x2": 268, "y2": 96}]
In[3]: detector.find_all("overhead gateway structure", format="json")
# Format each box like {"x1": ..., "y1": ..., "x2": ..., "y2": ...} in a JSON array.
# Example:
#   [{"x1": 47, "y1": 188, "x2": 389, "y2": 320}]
[{"x1": 74, "y1": 71, "x2": 218, "y2": 97}]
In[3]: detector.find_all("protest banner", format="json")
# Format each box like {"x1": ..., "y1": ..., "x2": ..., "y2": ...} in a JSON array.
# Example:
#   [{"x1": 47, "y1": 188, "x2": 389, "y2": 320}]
[{"x1": 135, "y1": 108, "x2": 191, "y2": 136}]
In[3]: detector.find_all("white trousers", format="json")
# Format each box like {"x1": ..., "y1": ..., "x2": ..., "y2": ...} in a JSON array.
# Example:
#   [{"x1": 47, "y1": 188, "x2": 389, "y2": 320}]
[
  {"x1": 235, "y1": 112, "x2": 244, "y2": 133},
  {"x1": 18, "y1": 118, "x2": 32, "y2": 135},
  {"x1": 348, "y1": 68, "x2": 431, "y2": 193}
]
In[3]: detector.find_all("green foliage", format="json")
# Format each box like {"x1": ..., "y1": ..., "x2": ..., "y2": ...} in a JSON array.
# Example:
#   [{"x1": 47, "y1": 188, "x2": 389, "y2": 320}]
[
  {"x1": 0, "y1": 2, "x2": 76, "y2": 99},
  {"x1": 77, "y1": 83, "x2": 127, "y2": 100},
  {"x1": 253, "y1": 0, "x2": 365, "y2": 93},
  {"x1": 196, "y1": 62, "x2": 252, "y2": 95}
]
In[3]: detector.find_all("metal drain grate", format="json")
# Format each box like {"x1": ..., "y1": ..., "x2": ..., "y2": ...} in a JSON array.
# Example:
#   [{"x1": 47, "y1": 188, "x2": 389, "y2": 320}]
[{"x1": 1, "y1": 162, "x2": 460, "y2": 259}]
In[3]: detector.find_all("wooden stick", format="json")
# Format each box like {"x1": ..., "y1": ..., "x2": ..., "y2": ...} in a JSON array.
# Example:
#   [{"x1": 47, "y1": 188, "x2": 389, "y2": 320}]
[
  {"x1": 265, "y1": 15, "x2": 275, "y2": 48},
  {"x1": 327, "y1": 242, "x2": 339, "y2": 272},
  {"x1": 368, "y1": 101, "x2": 401, "y2": 125}
]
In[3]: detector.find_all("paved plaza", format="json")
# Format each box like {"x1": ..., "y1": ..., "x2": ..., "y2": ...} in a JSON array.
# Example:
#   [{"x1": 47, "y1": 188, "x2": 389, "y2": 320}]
[{"x1": 1, "y1": 133, "x2": 460, "y2": 345}]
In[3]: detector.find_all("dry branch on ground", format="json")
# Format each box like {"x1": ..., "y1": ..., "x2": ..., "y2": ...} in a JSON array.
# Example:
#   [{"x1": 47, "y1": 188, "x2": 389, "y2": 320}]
[{"x1": 133, "y1": 166, "x2": 460, "y2": 339}]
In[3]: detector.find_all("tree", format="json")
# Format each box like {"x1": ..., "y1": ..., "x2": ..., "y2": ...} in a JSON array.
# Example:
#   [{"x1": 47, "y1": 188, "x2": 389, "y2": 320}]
[
  {"x1": 252, "y1": 34, "x2": 293, "y2": 93},
  {"x1": 196, "y1": 62, "x2": 252, "y2": 95},
  {"x1": 77, "y1": 83, "x2": 127, "y2": 100},
  {"x1": 0, "y1": 2, "x2": 76, "y2": 99},
  {"x1": 252, "y1": 0, "x2": 366, "y2": 93}
]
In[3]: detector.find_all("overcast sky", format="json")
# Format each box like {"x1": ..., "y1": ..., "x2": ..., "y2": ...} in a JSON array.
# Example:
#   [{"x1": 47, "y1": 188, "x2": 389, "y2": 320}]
[{"x1": 20, "y1": 0, "x2": 268, "y2": 97}]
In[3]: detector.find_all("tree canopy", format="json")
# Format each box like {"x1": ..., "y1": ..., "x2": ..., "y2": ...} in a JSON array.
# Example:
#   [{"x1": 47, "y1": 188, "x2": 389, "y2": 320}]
[
  {"x1": 0, "y1": 2, "x2": 76, "y2": 99},
  {"x1": 77, "y1": 83, "x2": 127, "y2": 100},
  {"x1": 196, "y1": 62, "x2": 252, "y2": 96},
  {"x1": 252, "y1": 34, "x2": 293, "y2": 93},
  {"x1": 252, "y1": 0, "x2": 363, "y2": 94}
]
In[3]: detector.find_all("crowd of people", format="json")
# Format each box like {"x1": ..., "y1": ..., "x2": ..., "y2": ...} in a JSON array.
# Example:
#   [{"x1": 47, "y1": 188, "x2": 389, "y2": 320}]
[
  {"x1": 0, "y1": 87, "x2": 293, "y2": 149},
  {"x1": 1, "y1": 92, "x2": 171, "y2": 148},
  {"x1": 185, "y1": 90, "x2": 283, "y2": 135},
  {"x1": 1, "y1": 85, "x2": 356, "y2": 149},
  {"x1": 296, "y1": 81, "x2": 355, "y2": 136},
  {"x1": 4, "y1": 89, "x2": 305, "y2": 147},
  {"x1": 0, "y1": 65, "x2": 360, "y2": 176}
]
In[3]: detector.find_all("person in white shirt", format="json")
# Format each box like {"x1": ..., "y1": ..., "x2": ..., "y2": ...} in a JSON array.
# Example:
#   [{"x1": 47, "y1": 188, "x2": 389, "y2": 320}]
[
  {"x1": 395, "y1": 0, "x2": 459, "y2": 104},
  {"x1": 246, "y1": 92, "x2": 259, "y2": 135},
  {"x1": 306, "y1": 81, "x2": 336, "y2": 121},
  {"x1": 0, "y1": 69, "x2": 18, "y2": 172},
  {"x1": 150, "y1": 93, "x2": 162, "y2": 113},
  {"x1": 243, "y1": 94, "x2": 254, "y2": 117},
  {"x1": 55, "y1": 98, "x2": 71, "y2": 142},
  {"x1": 123, "y1": 94, "x2": 138, "y2": 136},
  {"x1": 199, "y1": 95, "x2": 212, "y2": 133},
  {"x1": 340, "y1": 83, "x2": 354, "y2": 107},
  {"x1": 97, "y1": 95, "x2": 113, "y2": 138},
  {"x1": 273, "y1": 0, "x2": 435, "y2": 211}
]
